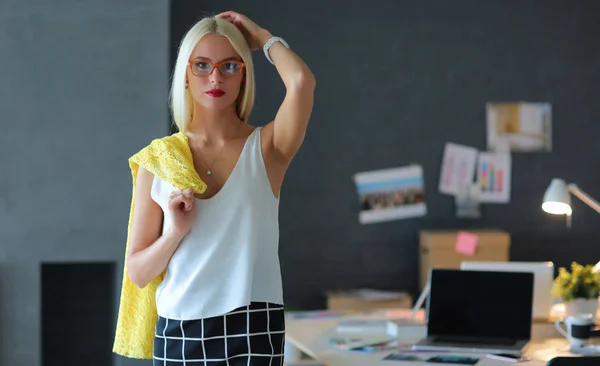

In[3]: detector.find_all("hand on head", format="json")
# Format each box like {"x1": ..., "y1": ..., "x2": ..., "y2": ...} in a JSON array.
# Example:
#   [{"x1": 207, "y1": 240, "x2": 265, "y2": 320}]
[{"x1": 216, "y1": 10, "x2": 272, "y2": 51}]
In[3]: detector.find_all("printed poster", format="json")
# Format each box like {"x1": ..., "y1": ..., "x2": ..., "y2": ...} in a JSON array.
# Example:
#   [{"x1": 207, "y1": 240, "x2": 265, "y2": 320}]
[
  {"x1": 487, "y1": 102, "x2": 552, "y2": 152},
  {"x1": 438, "y1": 142, "x2": 478, "y2": 196},
  {"x1": 353, "y1": 165, "x2": 427, "y2": 224},
  {"x1": 476, "y1": 153, "x2": 511, "y2": 203}
]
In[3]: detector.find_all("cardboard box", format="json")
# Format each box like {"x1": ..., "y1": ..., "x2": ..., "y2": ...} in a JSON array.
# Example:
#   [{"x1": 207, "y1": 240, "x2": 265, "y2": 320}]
[
  {"x1": 326, "y1": 289, "x2": 413, "y2": 310},
  {"x1": 419, "y1": 229, "x2": 510, "y2": 289}
]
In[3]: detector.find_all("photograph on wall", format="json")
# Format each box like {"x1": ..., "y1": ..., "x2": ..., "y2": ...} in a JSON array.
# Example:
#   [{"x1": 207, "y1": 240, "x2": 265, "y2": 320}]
[
  {"x1": 486, "y1": 102, "x2": 552, "y2": 152},
  {"x1": 438, "y1": 142, "x2": 478, "y2": 196},
  {"x1": 476, "y1": 152, "x2": 511, "y2": 203},
  {"x1": 455, "y1": 183, "x2": 481, "y2": 218},
  {"x1": 353, "y1": 164, "x2": 427, "y2": 224}
]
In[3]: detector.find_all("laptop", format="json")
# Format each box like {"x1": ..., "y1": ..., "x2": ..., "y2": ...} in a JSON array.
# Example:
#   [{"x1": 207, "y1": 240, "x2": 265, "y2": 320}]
[
  {"x1": 412, "y1": 268, "x2": 534, "y2": 356},
  {"x1": 461, "y1": 261, "x2": 554, "y2": 320}
]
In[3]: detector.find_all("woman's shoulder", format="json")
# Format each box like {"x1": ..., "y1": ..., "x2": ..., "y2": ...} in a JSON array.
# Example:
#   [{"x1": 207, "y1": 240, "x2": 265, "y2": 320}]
[
  {"x1": 150, "y1": 131, "x2": 187, "y2": 148},
  {"x1": 129, "y1": 131, "x2": 208, "y2": 194},
  {"x1": 132, "y1": 132, "x2": 187, "y2": 156}
]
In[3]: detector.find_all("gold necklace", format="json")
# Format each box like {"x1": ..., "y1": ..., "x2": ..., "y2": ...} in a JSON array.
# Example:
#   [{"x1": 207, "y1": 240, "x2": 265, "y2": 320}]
[{"x1": 192, "y1": 121, "x2": 242, "y2": 176}]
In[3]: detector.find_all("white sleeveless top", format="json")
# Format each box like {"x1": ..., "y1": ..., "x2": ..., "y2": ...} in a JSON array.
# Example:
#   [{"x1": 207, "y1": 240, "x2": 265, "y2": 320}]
[{"x1": 150, "y1": 127, "x2": 283, "y2": 320}]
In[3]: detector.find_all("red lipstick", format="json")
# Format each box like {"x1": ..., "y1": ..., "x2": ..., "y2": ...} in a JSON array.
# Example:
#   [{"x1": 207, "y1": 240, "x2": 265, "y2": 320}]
[{"x1": 206, "y1": 89, "x2": 225, "y2": 98}]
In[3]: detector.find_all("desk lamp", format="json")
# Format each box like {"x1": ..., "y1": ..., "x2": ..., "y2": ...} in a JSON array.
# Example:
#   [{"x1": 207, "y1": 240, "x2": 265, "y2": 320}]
[
  {"x1": 411, "y1": 180, "x2": 600, "y2": 319},
  {"x1": 542, "y1": 178, "x2": 600, "y2": 228},
  {"x1": 542, "y1": 178, "x2": 600, "y2": 273}
]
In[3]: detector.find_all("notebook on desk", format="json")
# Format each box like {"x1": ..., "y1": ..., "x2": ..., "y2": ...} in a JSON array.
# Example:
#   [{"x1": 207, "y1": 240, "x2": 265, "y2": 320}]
[{"x1": 412, "y1": 268, "x2": 534, "y2": 356}]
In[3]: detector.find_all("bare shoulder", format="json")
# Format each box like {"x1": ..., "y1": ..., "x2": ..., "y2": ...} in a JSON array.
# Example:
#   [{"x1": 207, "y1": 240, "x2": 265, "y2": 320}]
[
  {"x1": 135, "y1": 166, "x2": 155, "y2": 193},
  {"x1": 128, "y1": 166, "x2": 163, "y2": 255},
  {"x1": 133, "y1": 166, "x2": 162, "y2": 214}
]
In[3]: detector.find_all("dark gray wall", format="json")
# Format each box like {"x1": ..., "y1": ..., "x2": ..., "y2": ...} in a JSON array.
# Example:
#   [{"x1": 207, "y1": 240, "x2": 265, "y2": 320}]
[
  {"x1": 172, "y1": 0, "x2": 600, "y2": 309},
  {"x1": 3, "y1": 0, "x2": 600, "y2": 365},
  {"x1": 1, "y1": 0, "x2": 167, "y2": 365}
]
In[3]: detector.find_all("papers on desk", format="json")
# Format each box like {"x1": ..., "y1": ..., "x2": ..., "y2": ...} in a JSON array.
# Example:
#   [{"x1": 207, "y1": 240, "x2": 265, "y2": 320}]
[
  {"x1": 336, "y1": 319, "x2": 391, "y2": 333},
  {"x1": 329, "y1": 337, "x2": 397, "y2": 352},
  {"x1": 342, "y1": 288, "x2": 410, "y2": 301},
  {"x1": 381, "y1": 351, "x2": 546, "y2": 365},
  {"x1": 329, "y1": 312, "x2": 425, "y2": 355},
  {"x1": 334, "y1": 311, "x2": 425, "y2": 336},
  {"x1": 285, "y1": 309, "x2": 354, "y2": 320},
  {"x1": 383, "y1": 352, "x2": 480, "y2": 364},
  {"x1": 285, "y1": 361, "x2": 326, "y2": 366}
]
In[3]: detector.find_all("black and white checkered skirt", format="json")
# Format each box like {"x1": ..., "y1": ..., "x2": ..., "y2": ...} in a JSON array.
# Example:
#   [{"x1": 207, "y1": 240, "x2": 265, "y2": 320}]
[{"x1": 153, "y1": 302, "x2": 285, "y2": 366}]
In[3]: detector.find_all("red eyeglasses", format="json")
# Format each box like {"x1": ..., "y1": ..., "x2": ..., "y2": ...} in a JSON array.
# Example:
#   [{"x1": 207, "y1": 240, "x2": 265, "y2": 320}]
[{"x1": 187, "y1": 60, "x2": 245, "y2": 77}]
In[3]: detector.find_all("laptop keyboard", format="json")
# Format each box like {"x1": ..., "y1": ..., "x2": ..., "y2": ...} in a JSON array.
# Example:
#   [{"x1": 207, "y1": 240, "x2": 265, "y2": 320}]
[{"x1": 433, "y1": 336, "x2": 516, "y2": 346}]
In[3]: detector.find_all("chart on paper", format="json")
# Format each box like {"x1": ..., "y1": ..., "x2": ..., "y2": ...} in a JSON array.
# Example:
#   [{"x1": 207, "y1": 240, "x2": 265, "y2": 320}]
[{"x1": 476, "y1": 153, "x2": 511, "y2": 203}]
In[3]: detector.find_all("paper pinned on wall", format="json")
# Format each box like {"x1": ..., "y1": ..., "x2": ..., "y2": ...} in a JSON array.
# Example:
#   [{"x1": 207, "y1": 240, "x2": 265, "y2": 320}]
[
  {"x1": 438, "y1": 142, "x2": 479, "y2": 196},
  {"x1": 487, "y1": 102, "x2": 552, "y2": 152},
  {"x1": 455, "y1": 183, "x2": 481, "y2": 218},
  {"x1": 455, "y1": 231, "x2": 478, "y2": 256},
  {"x1": 353, "y1": 164, "x2": 427, "y2": 224},
  {"x1": 476, "y1": 152, "x2": 511, "y2": 203}
]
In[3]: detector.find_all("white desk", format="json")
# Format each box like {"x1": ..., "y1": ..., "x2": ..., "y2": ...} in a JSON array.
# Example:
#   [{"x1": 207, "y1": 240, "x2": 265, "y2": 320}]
[{"x1": 285, "y1": 311, "x2": 598, "y2": 366}]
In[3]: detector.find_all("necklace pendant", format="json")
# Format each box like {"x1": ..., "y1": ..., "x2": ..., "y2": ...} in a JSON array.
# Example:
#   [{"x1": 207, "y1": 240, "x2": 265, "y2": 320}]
[{"x1": 207, "y1": 170, "x2": 212, "y2": 176}]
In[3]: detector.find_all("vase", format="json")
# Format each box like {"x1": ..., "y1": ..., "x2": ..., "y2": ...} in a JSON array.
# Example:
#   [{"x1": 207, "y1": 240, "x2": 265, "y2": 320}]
[{"x1": 564, "y1": 298, "x2": 599, "y2": 320}]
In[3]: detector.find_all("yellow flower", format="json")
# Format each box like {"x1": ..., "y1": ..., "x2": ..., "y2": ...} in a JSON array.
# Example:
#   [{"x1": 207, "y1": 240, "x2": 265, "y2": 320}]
[{"x1": 553, "y1": 262, "x2": 600, "y2": 302}]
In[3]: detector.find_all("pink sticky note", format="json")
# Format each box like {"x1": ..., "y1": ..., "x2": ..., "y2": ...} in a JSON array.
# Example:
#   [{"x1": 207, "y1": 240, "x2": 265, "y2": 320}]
[{"x1": 455, "y1": 231, "x2": 478, "y2": 256}]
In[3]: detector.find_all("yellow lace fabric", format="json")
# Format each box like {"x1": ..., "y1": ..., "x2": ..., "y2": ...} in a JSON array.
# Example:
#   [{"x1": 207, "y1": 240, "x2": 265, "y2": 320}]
[{"x1": 113, "y1": 132, "x2": 207, "y2": 359}]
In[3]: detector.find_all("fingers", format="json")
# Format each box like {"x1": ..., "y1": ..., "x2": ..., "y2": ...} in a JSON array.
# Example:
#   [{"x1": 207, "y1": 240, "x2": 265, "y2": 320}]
[
  {"x1": 216, "y1": 11, "x2": 234, "y2": 22},
  {"x1": 168, "y1": 189, "x2": 195, "y2": 211},
  {"x1": 217, "y1": 10, "x2": 239, "y2": 19},
  {"x1": 217, "y1": 11, "x2": 245, "y2": 26},
  {"x1": 168, "y1": 188, "x2": 193, "y2": 199},
  {"x1": 167, "y1": 194, "x2": 183, "y2": 211}
]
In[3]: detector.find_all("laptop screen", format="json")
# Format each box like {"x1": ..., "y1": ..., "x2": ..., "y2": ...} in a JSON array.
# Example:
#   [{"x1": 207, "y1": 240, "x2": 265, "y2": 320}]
[{"x1": 426, "y1": 269, "x2": 533, "y2": 340}]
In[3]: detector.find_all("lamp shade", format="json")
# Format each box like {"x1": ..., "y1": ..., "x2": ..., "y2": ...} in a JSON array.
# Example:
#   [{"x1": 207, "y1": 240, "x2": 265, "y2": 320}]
[{"x1": 542, "y1": 178, "x2": 572, "y2": 215}]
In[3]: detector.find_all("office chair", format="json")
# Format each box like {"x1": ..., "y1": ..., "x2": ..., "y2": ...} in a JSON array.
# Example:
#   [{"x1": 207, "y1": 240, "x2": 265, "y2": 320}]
[{"x1": 547, "y1": 356, "x2": 600, "y2": 365}]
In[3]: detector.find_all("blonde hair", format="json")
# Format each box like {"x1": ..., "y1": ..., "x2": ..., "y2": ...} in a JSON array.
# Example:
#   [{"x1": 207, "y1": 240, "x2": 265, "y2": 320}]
[{"x1": 170, "y1": 16, "x2": 255, "y2": 132}]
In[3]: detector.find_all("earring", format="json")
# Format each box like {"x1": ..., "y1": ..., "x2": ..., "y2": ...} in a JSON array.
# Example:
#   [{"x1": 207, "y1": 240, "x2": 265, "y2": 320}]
[{"x1": 185, "y1": 80, "x2": 189, "y2": 89}]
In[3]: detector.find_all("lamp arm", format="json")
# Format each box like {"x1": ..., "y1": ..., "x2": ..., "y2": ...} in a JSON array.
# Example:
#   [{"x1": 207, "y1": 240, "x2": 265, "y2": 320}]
[
  {"x1": 567, "y1": 184, "x2": 600, "y2": 214},
  {"x1": 411, "y1": 282, "x2": 430, "y2": 320}
]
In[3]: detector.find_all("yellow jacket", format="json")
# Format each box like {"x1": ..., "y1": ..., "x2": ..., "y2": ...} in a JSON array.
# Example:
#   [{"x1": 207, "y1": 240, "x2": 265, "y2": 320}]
[{"x1": 112, "y1": 132, "x2": 207, "y2": 359}]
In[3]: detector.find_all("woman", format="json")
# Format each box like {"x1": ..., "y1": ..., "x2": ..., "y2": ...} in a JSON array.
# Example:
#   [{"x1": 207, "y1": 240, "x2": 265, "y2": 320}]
[{"x1": 123, "y1": 11, "x2": 315, "y2": 366}]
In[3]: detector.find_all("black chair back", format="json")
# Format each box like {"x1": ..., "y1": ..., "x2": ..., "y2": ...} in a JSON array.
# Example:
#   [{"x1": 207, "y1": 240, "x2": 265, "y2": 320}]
[{"x1": 547, "y1": 357, "x2": 600, "y2": 365}]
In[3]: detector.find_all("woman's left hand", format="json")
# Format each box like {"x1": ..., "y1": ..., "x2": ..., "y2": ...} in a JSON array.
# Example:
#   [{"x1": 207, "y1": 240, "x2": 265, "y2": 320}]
[{"x1": 217, "y1": 11, "x2": 272, "y2": 51}]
